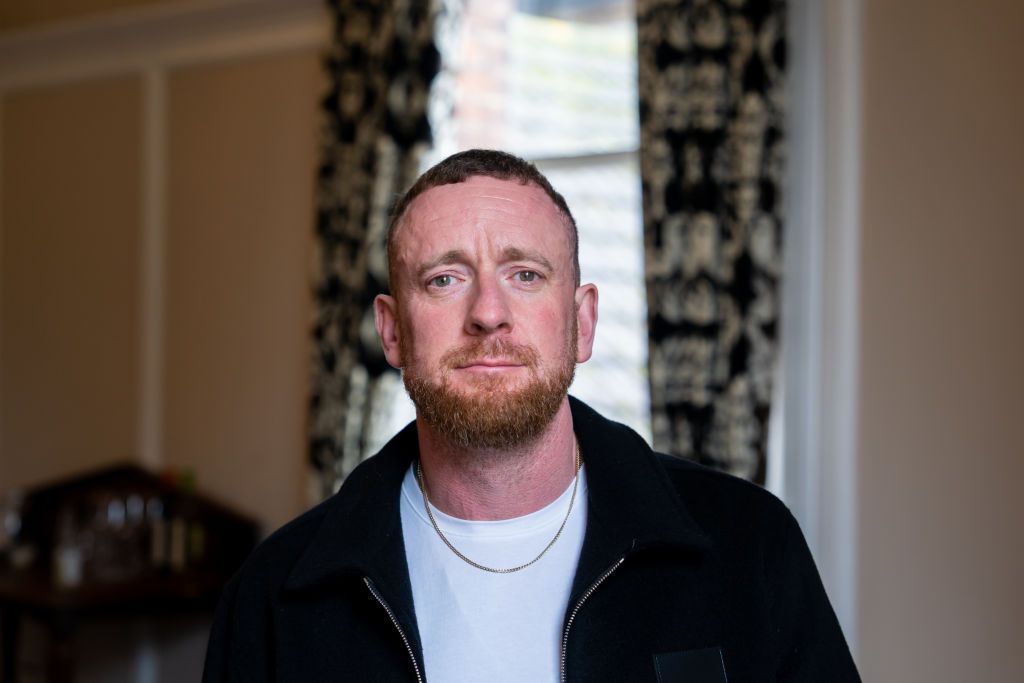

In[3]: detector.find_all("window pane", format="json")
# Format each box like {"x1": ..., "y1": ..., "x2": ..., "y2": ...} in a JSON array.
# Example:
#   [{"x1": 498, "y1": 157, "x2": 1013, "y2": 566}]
[{"x1": 426, "y1": 0, "x2": 639, "y2": 162}]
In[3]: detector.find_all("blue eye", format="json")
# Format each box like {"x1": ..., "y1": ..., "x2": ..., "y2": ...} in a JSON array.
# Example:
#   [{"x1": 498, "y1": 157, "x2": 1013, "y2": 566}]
[{"x1": 430, "y1": 274, "x2": 454, "y2": 288}]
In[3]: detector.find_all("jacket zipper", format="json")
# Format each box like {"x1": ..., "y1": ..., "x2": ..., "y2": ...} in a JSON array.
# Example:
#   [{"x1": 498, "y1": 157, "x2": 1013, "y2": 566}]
[
  {"x1": 560, "y1": 556, "x2": 626, "y2": 683},
  {"x1": 364, "y1": 577, "x2": 424, "y2": 683}
]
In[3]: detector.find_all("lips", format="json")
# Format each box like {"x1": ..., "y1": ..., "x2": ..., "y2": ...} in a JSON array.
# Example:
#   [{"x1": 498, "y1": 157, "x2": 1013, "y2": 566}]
[
  {"x1": 456, "y1": 358, "x2": 524, "y2": 369},
  {"x1": 442, "y1": 339, "x2": 540, "y2": 371}
]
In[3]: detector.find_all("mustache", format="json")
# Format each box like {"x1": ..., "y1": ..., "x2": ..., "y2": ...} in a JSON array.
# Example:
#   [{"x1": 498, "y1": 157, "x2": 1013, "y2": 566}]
[{"x1": 441, "y1": 337, "x2": 540, "y2": 369}]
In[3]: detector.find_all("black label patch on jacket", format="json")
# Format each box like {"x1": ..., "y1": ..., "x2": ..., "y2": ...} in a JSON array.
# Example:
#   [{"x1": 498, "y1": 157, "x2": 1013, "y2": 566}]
[{"x1": 653, "y1": 647, "x2": 727, "y2": 682}]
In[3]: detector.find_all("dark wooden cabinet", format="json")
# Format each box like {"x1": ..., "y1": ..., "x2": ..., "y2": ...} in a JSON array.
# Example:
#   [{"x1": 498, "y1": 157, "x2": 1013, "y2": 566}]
[{"x1": 0, "y1": 464, "x2": 258, "y2": 683}]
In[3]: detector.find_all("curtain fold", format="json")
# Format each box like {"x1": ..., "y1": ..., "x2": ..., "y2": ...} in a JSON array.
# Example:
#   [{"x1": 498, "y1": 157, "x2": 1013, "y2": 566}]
[
  {"x1": 637, "y1": 0, "x2": 786, "y2": 482},
  {"x1": 310, "y1": 0, "x2": 439, "y2": 497}
]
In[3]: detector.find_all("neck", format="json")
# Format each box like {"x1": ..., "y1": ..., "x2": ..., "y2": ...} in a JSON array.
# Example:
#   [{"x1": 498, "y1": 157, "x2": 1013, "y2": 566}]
[{"x1": 415, "y1": 399, "x2": 577, "y2": 521}]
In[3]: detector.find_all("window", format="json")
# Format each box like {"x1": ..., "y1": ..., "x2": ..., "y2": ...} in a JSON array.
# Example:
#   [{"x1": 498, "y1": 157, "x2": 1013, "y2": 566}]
[{"x1": 370, "y1": 0, "x2": 649, "y2": 448}]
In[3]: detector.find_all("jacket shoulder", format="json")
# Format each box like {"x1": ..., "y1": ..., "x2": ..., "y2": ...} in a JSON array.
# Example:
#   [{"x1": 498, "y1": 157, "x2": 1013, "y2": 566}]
[
  {"x1": 203, "y1": 452, "x2": 400, "y2": 681},
  {"x1": 231, "y1": 450, "x2": 389, "y2": 588},
  {"x1": 654, "y1": 452, "x2": 795, "y2": 542},
  {"x1": 231, "y1": 493, "x2": 333, "y2": 591},
  {"x1": 201, "y1": 494, "x2": 333, "y2": 682}
]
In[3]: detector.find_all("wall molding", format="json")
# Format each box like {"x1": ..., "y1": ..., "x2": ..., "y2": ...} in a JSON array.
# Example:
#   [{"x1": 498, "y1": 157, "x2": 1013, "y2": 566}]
[
  {"x1": 0, "y1": 96, "x2": 5, "y2": 487},
  {"x1": 139, "y1": 66, "x2": 167, "y2": 472},
  {"x1": 0, "y1": 0, "x2": 328, "y2": 91},
  {"x1": 781, "y1": 0, "x2": 862, "y2": 660},
  {"x1": 820, "y1": 0, "x2": 862, "y2": 658}
]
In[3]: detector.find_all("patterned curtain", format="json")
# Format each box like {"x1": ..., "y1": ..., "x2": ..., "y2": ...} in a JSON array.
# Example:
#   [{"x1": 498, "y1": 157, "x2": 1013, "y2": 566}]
[
  {"x1": 310, "y1": 0, "x2": 439, "y2": 498},
  {"x1": 637, "y1": 0, "x2": 786, "y2": 483}
]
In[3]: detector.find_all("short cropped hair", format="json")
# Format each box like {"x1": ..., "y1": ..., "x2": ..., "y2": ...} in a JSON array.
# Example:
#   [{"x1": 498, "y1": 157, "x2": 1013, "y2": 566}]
[{"x1": 386, "y1": 149, "x2": 580, "y2": 290}]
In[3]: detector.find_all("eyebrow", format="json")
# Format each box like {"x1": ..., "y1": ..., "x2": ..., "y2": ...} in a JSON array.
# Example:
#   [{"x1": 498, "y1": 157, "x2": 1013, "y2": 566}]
[
  {"x1": 500, "y1": 247, "x2": 555, "y2": 274},
  {"x1": 414, "y1": 246, "x2": 556, "y2": 281},
  {"x1": 415, "y1": 250, "x2": 468, "y2": 281}
]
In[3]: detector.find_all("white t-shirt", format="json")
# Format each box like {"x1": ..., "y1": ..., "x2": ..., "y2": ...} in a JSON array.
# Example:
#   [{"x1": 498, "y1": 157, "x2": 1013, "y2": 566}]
[{"x1": 400, "y1": 464, "x2": 588, "y2": 683}]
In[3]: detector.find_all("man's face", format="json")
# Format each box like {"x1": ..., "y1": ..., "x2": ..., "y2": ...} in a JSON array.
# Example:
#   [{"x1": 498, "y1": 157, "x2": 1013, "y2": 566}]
[{"x1": 374, "y1": 176, "x2": 598, "y2": 450}]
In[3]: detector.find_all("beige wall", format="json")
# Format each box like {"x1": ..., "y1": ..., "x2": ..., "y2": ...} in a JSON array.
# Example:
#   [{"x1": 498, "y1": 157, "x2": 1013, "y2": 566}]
[
  {"x1": 163, "y1": 51, "x2": 319, "y2": 533},
  {"x1": 857, "y1": 0, "x2": 1024, "y2": 680},
  {"x1": 0, "y1": 5, "x2": 323, "y2": 675},
  {"x1": 0, "y1": 51, "x2": 319, "y2": 533},
  {"x1": 1, "y1": 76, "x2": 142, "y2": 489}
]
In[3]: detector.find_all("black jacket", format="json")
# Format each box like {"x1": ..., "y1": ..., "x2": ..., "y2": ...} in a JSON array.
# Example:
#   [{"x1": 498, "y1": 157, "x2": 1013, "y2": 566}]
[{"x1": 203, "y1": 398, "x2": 859, "y2": 682}]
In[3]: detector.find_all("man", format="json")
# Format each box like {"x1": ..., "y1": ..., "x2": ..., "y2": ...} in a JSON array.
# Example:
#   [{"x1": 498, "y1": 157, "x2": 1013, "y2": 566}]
[{"x1": 203, "y1": 150, "x2": 859, "y2": 682}]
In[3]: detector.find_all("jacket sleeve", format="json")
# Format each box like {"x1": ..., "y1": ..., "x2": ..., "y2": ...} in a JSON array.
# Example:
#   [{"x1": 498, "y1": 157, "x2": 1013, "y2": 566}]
[{"x1": 766, "y1": 509, "x2": 861, "y2": 682}]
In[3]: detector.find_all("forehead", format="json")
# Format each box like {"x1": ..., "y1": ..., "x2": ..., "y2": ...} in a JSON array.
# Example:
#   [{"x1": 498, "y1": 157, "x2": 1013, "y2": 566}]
[{"x1": 394, "y1": 176, "x2": 570, "y2": 264}]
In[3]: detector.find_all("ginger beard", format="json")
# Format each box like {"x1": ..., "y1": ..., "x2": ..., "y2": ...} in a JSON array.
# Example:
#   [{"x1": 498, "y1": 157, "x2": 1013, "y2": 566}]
[{"x1": 400, "y1": 317, "x2": 577, "y2": 451}]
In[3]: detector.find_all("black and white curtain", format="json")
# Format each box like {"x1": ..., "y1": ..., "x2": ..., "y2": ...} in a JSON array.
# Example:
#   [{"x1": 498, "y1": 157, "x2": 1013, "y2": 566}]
[
  {"x1": 637, "y1": 0, "x2": 786, "y2": 482},
  {"x1": 310, "y1": 0, "x2": 439, "y2": 497}
]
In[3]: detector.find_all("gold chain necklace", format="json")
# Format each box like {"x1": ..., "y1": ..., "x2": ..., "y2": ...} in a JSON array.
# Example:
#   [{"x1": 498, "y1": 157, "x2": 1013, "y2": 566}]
[{"x1": 416, "y1": 441, "x2": 581, "y2": 574}]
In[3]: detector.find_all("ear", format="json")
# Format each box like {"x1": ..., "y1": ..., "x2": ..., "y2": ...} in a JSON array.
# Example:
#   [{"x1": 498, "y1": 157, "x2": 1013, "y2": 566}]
[
  {"x1": 573, "y1": 283, "x2": 599, "y2": 363},
  {"x1": 374, "y1": 294, "x2": 403, "y2": 369}
]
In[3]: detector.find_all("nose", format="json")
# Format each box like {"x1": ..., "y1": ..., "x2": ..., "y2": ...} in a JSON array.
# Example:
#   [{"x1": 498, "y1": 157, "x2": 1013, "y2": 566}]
[{"x1": 465, "y1": 276, "x2": 512, "y2": 335}]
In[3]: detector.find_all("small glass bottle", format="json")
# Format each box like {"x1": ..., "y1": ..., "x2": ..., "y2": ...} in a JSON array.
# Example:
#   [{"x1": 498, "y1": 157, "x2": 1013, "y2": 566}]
[{"x1": 53, "y1": 507, "x2": 84, "y2": 589}]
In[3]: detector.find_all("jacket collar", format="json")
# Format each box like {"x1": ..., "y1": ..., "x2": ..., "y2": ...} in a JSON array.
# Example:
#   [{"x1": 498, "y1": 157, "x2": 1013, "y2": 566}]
[
  {"x1": 565, "y1": 397, "x2": 710, "y2": 601},
  {"x1": 285, "y1": 396, "x2": 710, "y2": 595},
  {"x1": 285, "y1": 420, "x2": 417, "y2": 592}
]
